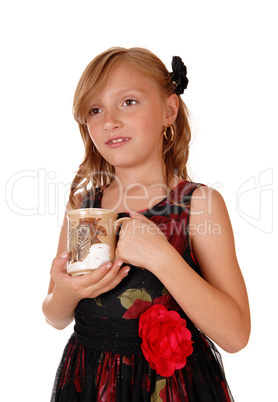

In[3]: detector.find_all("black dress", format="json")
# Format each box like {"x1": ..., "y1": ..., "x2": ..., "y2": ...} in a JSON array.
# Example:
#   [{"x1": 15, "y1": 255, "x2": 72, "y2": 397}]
[{"x1": 51, "y1": 181, "x2": 234, "y2": 401}]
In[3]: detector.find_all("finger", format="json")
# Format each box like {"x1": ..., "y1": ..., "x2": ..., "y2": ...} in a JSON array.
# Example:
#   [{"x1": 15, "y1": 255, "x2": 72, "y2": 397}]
[
  {"x1": 73, "y1": 261, "x2": 114, "y2": 286},
  {"x1": 88, "y1": 264, "x2": 131, "y2": 297},
  {"x1": 92, "y1": 260, "x2": 126, "y2": 286},
  {"x1": 51, "y1": 251, "x2": 69, "y2": 275},
  {"x1": 96, "y1": 259, "x2": 125, "y2": 281},
  {"x1": 74, "y1": 259, "x2": 127, "y2": 288},
  {"x1": 104, "y1": 264, "x2": 130, "y2": 287},
  {"x1": 128, "y1": 210, "x2": 150, "y2": 222},
  {"x1": 57, "y1": 251, "x2": 69, "y2": 264}
]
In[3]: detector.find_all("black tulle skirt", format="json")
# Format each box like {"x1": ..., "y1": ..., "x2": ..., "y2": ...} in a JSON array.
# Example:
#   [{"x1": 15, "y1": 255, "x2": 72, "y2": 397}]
[{"x1": 50, "y1": 316, "x2": 233, "y2": 402}]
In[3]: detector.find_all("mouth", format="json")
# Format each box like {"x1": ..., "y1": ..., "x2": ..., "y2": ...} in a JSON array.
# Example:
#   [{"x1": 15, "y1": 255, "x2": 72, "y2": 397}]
[{"x1": 105, "y1": 137, "x2": 131, "y2": 147}]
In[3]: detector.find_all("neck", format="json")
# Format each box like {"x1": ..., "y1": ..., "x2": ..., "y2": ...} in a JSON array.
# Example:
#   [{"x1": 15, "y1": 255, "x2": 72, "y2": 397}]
[
  {"x1": 112, "y1": 160, "x2": 169, "y2": 191},
  {"x1": 101, "y1": 162, "x2": 180, "y2": 213}
]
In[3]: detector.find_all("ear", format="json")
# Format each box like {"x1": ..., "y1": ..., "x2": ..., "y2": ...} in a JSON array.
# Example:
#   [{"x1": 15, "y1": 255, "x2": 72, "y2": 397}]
[{"x1": 163, "y1": 94, "x2": 179, "y2": 126}]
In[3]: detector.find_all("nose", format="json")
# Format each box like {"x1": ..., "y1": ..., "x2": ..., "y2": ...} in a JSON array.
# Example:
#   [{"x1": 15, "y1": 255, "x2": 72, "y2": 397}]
[{"x1": 104, "y1": 109, "x2": 121, "y2": 131}]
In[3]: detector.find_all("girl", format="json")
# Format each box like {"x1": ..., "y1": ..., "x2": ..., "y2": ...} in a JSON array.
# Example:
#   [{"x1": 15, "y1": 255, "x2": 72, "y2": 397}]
[{"x1": 43, "y1": 47, "x2": 250, "y2": 401}]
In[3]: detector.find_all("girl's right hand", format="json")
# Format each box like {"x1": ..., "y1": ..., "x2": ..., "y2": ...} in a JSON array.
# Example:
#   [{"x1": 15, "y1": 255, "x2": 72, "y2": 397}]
[{"x1": 50, "y1": 252, "x2": 130, "y2": 303}]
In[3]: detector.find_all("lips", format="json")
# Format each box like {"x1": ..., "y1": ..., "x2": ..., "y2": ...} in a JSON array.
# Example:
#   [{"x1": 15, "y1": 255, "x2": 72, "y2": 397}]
[{"x1": 105, "y1": 137, "x2": 131, "y2": 148}]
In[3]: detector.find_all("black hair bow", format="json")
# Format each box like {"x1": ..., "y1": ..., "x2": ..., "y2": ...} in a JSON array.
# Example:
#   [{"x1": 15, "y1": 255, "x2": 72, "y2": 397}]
[{"x1": 171, "y1": 56, "x2": 189, "y2": 95}]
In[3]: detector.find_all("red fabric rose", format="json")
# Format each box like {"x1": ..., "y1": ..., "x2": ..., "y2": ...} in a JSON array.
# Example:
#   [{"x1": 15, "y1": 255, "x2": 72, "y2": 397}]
[{"x1": 139, "y1": 304, "x2": 193, "y2": 377}]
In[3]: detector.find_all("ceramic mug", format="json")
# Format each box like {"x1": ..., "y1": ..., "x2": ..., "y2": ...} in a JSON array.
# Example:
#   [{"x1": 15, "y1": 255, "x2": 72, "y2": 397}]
[{"x1": 67, "y1": 208, "x2": 130, "y2": 276}]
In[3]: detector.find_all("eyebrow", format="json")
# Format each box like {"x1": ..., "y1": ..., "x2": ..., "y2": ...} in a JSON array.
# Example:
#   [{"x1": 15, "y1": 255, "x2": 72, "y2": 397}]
[{"x1": 117, "y1": 89, "x2": 147, "y2": 94}]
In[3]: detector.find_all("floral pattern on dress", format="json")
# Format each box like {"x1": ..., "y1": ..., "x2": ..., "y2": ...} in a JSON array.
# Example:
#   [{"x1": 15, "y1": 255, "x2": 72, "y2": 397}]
[
  {"x1": 118, "y1": 288, "x2": 180, "y2": 319},
  {"x1": 150, "y1": 211, "x2": 189, "y2": 256}
]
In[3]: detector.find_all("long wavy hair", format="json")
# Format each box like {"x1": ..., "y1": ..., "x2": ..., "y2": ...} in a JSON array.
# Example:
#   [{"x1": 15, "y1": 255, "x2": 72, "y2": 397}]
[{"x1": 69, "y1": 47, "x2": 192, "y2": 209}]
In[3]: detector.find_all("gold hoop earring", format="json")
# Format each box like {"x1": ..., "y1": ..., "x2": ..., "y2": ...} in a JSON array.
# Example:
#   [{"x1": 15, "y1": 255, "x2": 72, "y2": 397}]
[
  {"x1": 163, "y1": 125, "x2": 174, "y2": 142},
  {"x1": 170, "y1": 125, "x2": 174, "y2": 142},
  {"x1": 163, "y1": 126, "x2": 168, "y2": 141}
]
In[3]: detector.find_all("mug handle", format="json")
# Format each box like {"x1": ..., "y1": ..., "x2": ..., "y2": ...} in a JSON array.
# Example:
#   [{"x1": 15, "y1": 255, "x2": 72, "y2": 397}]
[{"x1": 114, "y1": 217, "x2": 132, "y2": 233}]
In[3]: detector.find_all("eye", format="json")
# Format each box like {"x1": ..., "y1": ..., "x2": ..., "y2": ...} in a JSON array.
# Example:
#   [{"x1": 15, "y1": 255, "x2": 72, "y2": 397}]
[
  {"x1": 123, "y1": 99, "x2": 137, "y2": 107},
  {"x1": 89, "y1": 107, "x2": 102, "y2": 116}
]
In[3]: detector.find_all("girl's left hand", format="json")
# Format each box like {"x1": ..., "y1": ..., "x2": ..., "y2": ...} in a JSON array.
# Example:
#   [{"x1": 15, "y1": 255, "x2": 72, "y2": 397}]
[{"x1": 115, "y1": 211, "x2": 170, "y2": 270}]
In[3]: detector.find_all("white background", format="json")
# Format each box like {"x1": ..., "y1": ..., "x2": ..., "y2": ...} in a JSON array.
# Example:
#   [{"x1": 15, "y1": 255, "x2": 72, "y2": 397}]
[{"x1": 1, "y1": 1, "x2": 277, "y2": 400}]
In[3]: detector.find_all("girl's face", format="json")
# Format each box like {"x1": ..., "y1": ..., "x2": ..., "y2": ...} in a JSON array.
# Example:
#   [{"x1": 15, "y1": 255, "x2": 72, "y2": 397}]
[{"x1": 86, "y1": 63, "x2": 176, "y2": 172}]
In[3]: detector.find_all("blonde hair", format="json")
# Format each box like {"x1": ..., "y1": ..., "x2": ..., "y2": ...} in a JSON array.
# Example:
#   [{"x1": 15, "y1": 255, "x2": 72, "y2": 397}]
[{"x1": 69, "y1": 47, "x2": 191, "y2": 209}]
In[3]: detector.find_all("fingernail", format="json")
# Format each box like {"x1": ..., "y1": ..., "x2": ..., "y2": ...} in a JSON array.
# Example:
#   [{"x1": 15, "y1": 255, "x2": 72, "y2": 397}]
[
  {"x1": 106, "y1": 263, "x2": 113, "y2": 269},
  {"x1": 61, "y1": 251, "x2": 68, "y2": 258},
  {"x1": 124, "y1": 267, "x2": 130, "y2": 276},
  {"x1": 117, "y1": 261, "x2": 123, "y2": 267}
]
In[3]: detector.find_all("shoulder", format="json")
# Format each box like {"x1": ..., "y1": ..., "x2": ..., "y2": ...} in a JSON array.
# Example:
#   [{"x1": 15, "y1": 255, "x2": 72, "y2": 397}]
[
  {"x1": 190, "y1": 186, "x2": 228, "y2": 217},
  {"x1": 171, "y1": 181, "x2": 229, "y2": 222},
  {"x1": 189, "y1": 186, "x2": 235, "y2": 255}
]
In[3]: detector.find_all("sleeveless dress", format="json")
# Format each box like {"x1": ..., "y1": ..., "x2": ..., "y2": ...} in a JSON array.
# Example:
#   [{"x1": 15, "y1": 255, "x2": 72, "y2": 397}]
[{"x1": 51, "y1": 181, "x2": 234, "y2": 402}]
